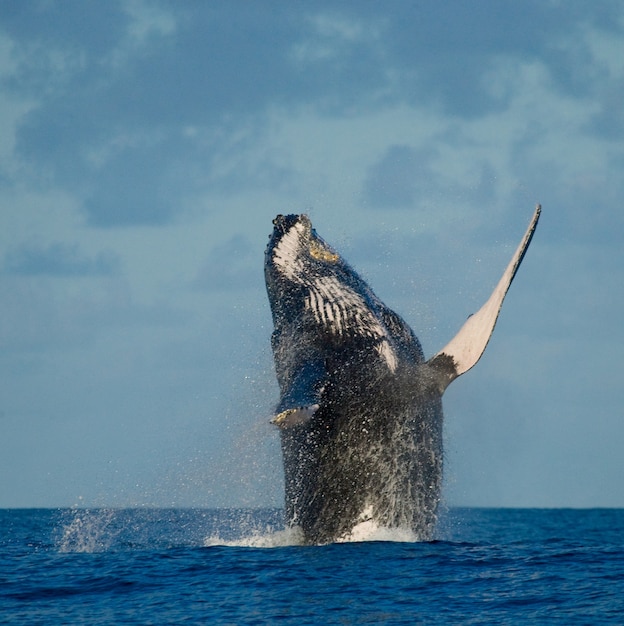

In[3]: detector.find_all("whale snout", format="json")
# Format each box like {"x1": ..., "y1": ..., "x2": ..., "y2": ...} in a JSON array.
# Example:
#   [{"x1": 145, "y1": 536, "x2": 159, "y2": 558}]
[{"x1": 271, "y1": 214, "x2": 311, "y2": 237}]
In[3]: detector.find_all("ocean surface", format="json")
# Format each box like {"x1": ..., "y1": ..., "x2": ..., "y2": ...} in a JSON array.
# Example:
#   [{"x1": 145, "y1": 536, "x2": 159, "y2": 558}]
[{"x1": 1, "y1": 508, "x2": 623, "y2": 624}]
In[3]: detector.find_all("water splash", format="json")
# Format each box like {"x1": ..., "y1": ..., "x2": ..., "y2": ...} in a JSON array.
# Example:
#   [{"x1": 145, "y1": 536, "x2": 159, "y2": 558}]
[
  {"x1": 55, "y1": 508, "x2": 424, "y2": 552},
  {"x1": 55, "y1": 508, "x2": 288, "y2": 552},
  {"x1": 336, "y1": 520, "x2": 419, "y2": 544},
  {"x1": 58, "y1": 509, "x2": 117, "y2": 553},
  {"x1": 203, "y1": 522, "x2": 421, "y2": 547},
  {"x1": 203, "y1": 525, "x2": 306, "y2": 548}
]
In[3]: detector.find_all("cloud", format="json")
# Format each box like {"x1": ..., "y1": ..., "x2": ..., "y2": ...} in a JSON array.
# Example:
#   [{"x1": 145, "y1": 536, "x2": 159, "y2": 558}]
[
  {"x1": 82, "y1": 140, "x2": 183, "y2": 227},
  {"x1": 362, "y1": 143, "x2": 497, "y2": 214},
  {"x1": 2, "y1": 2, "x2": 621, "y2": 229},
  {"x1": 590, "y1": 77, "x2": 624, "y2": 140},
  {"x1": 3, "y1": 242, "x2": 120, "y2": 276},
  {"x1": 363, "y1": 145, "x2": 436, "y2": 209},
  {"x1": 0, "y1": 271, "x2": 189, "y2": 359},
  {"x1": 0, "y1": 0, "x2": 127, "y2": 57},
  {"x1": 194, "y1": 234, "x2": 260, "y2": 291}
]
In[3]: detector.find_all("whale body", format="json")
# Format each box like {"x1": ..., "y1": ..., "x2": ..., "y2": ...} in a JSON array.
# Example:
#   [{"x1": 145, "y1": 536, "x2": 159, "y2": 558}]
[{"x1": 264, "y1": 207, "x2": 541, "y2": 544}]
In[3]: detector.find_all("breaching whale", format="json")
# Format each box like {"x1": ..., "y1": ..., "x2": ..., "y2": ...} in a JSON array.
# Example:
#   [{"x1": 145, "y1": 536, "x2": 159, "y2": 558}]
[{"x1": 264, "y1": 206, "x2": 541, "y2": 544}]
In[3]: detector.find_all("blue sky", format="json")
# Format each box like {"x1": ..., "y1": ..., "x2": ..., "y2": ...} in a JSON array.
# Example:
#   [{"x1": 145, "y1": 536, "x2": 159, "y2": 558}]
[{"x1": 1, "y1": 1, "x2": 622, "y2": 509}]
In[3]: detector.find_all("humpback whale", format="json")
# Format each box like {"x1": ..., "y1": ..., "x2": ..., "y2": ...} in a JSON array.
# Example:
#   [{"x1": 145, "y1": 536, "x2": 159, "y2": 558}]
[{"x1": 264, "y1": 206, "x2": 540, "y2": 544}]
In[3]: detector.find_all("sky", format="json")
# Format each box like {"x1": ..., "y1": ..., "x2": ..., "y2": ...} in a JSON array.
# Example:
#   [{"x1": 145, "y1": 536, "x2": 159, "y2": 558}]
[{"x1": 1, "y1": 1, "x2": 623, "y2": 510}]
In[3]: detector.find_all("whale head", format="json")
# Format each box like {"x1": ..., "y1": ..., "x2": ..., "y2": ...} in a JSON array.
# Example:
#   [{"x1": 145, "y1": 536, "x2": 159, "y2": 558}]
[
  {"x1": 266, "y1": 214, "x2": 338, "y2": 283},
  {"x1": 265, "y1": 214, "x2": 411, "y2": 369},
  {"x1": 264, "y1": 214, "x2": 357, "y2": 330}
]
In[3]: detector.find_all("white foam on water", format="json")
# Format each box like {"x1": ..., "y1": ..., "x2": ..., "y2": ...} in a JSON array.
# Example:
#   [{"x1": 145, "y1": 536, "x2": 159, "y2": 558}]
[
  {"x1": 336, "y1": 519, "x2": 419, "y2": 544},
  {"x1": 203, "y1": 525, "x2": 305, "y2": 548},
  {"x1": 204, "y1": 522, "x2": 421, "y2": 547}
]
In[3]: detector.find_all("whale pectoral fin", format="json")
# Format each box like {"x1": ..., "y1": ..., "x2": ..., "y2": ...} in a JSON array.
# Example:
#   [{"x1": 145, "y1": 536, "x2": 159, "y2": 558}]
[
  {"x1": 428, "y1": 204, "x2": 541, "y2": 392},
  {"x1": 271, "y1": 404, "x2": 320, "y2": 428},
  {"x1": 273, "y1": 354, "x2": 325, "y2": 418}
]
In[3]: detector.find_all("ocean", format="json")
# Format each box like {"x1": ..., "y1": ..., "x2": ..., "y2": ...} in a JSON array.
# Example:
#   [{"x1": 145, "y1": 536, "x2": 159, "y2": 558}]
[{"x1": 1, "y1": 508, "x2": 622, "y2": 624}]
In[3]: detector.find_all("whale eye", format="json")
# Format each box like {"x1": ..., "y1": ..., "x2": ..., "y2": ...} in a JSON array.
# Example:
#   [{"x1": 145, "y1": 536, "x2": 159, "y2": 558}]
[{"x1": 309, "y1": 238, "x2": 339, "y2": 263}]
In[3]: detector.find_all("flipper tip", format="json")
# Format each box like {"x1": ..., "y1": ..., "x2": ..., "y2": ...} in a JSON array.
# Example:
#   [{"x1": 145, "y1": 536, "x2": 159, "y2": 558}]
[{"x1": 271, "y1": 404, "x2": 320, "y2": 428}]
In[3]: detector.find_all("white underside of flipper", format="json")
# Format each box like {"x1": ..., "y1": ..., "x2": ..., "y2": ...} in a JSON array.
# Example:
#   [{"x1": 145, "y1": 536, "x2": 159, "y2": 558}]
[{"x1": 430, "y1": 205, "x2": 541, "y2": 389}]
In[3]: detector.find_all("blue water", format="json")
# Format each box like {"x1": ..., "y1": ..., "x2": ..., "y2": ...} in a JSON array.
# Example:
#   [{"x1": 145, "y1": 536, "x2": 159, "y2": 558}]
[{"x1": 1, "y1": 508, "x2": 623, "y2": 624}]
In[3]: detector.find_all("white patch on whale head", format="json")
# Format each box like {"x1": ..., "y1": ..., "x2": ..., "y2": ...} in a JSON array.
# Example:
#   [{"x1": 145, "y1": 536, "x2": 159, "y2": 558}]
[{"x1": 272, "y1": 220, "x2": 307, "y2": 280}]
